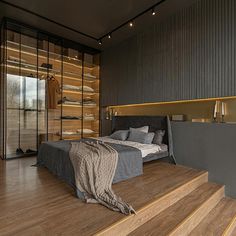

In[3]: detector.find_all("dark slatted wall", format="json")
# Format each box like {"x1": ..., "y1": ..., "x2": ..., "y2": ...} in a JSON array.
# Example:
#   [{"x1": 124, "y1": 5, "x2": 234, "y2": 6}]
[{"x1": 101, "y1": 0, "x2": 236, "y2": 106}]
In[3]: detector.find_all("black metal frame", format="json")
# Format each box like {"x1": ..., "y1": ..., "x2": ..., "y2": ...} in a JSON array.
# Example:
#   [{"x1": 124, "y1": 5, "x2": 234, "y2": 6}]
[{"x1": 0, "y1": 18, "x2": 101, "y2": 159}]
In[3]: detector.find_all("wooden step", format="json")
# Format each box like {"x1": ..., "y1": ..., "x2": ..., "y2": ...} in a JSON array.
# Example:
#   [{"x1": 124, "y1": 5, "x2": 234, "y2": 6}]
[
  {"x1": 0, "y1": 161, "x2": 208, "y2": 236},
  {"x1": 96, "y1": 168, "x2": 208, "y2": 236},
  {"x1": 189, "y1": 197, "x2": 236, "y2": 236},
  {"x1": 128, "y1": 182, "x2": 224, "y2": 236}
]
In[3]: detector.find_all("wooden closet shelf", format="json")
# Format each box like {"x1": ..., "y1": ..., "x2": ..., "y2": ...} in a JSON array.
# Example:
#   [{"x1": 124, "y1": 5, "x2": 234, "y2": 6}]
[{"x1": 6, "y1": 41, "x2": 98, "y2": 70}]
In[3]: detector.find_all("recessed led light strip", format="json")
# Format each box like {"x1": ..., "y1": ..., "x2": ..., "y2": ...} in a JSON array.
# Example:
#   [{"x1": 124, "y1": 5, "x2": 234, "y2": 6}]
[{"x1": 108, "y1": 96, "x2": 236, "y2": 109}]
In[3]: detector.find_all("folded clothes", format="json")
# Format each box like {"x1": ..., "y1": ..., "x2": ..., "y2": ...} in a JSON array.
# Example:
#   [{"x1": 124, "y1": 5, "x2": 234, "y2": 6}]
[
  {"x1": 63, "y1": 101, "x2": 82, "y2": 105},
  {"x1": 58, "y1": 96, "x2": 82, "y2": 105},
  {"x1": 63, "y1": 84, "x2": 81, "y2": 91},
  {"x1": 79, "y1": 85, "x2": 94, "y2": 92},
  {"x1": 61, "y1": 116, "x2": 82, "y2": 120},
  {"x1": 77, "y1": 128, "x2": 94, "y2": 134},
  {"x1": 84, "y1": 114, "x2": 95, "y2": 120},
  {"x1": 83, "y1": 102, "x2": 96, "y2": 106},
  {"x1": 84, "y1": 73, "x2": 96, "y2": 79},
  {"x1": 62, "y1": 128, "x2": 95, "y2": 136},
  {"x1": 62, "y1": 131, "x2": 78, "y2": 135},
  {"x1": 63, "y1": 85, "x2": 94, "y2": 92}
]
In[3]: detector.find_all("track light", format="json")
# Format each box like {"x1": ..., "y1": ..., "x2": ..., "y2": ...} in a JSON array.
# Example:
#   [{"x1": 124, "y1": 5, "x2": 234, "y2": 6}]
[
  {"x1": 96, "y1": 1, "x2": 165, "y2": 45},
  {"x1": 152, "y1": 8, "x2": 156, "y2": 16}
]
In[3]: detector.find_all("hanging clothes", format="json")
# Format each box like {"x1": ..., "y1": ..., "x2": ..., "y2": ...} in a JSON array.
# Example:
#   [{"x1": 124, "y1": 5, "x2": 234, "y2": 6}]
[{"x1": 47, "y1": 76, "x2": 61, "y2": 109}]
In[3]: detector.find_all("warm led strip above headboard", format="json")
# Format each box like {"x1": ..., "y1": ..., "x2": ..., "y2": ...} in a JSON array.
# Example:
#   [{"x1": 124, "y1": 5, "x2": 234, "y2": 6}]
[{"x1": 106, "y1": 96, "x2": 236, "y2": 123}]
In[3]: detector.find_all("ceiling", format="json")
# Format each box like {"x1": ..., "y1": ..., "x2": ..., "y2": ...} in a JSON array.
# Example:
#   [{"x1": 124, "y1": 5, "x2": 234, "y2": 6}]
[{"x1": 0, "y1": 0, "x2": 198, "y2": 50}]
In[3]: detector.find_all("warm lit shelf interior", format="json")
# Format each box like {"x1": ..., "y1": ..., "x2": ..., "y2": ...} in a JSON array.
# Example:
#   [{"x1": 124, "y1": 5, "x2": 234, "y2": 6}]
[{"x1": 3, "y1": 35, "x2": 100, "y2": 144}]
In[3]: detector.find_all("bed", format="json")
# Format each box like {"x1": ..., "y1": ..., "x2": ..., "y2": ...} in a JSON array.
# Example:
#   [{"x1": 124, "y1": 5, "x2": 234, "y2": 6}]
[{"x1": 37, "y1": 116, "x2": 175, "y2": 189}]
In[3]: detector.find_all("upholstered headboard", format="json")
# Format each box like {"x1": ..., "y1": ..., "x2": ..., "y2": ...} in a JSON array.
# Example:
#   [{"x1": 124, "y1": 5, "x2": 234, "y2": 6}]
[{"x1": 111, "y1": 116, "x2": 169, "y2": 145}]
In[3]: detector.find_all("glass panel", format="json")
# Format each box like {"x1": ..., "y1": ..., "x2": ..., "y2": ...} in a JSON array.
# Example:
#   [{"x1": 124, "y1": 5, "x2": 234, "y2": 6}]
[
  {"x1": 19, "y1": 35, "x2": 37, "y2": 155},
  {"x1": 61, "y1": 48, "x2": 83, "y2": 140},
  {"x1": 0, "y1": 24, "x2": 6, "y2": 158},
  {"x1": 82, "y1": 53, "x2": 100, "y2": 138},
  {"x1": 5, "y1": 30, "x2": 38, "y2": 158},
  {"x1": 37, "y1": 34, "x2": 49, "y2": 145},
  {"x1": 6, "y1": 30, "x2": 21, "y2": 158},
  {"x1": 47, "y1": 38, "x2": 62, "y2": 142}
]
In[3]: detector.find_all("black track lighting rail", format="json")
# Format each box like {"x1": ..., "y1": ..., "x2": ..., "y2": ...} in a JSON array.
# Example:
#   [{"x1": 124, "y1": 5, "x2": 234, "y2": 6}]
[
  {"x1": 99, "y1": 0, "x2": 166, "y2": 42},
  {"x1": 0, "y1": 0, "x2": 166, "y2": 45}
]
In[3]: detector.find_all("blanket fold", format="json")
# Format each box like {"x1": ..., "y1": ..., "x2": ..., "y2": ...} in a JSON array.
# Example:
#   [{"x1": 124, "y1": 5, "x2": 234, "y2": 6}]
[{"x1": 69, "y1": 141, "x2": 136, "y2": 215}]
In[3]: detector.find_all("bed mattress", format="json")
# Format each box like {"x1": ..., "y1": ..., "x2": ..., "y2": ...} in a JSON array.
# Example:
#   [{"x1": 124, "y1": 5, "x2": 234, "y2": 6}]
[
  {"x1": 37, "y1": 138, "x2": 169, "y2": 189},
  {"x1": 37, "y1": 139, "x2": 143, "y2": 187}
]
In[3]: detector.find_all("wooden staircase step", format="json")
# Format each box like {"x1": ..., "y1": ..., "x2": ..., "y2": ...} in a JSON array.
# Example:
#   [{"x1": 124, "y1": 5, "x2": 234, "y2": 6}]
[
  {"x1": 128, "y1": 182, "x2": 224, "y2": 236},
  {"x1": 189, "y1": 197, "x2": 236, "y2": 236},
  {"x1": 97, "y1": 171, "x2": 208, "y2": 236}
]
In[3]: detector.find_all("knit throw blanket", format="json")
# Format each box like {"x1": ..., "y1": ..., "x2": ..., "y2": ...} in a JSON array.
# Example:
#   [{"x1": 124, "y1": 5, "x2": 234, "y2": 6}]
[{"x1": 69, "y1": 141, "x2": 136, "y2": 215}]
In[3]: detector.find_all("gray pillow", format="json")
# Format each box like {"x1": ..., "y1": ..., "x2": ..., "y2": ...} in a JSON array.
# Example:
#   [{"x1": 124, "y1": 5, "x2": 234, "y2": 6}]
[
  {"x1": 152, "y1": 130, "x2": 165, "y2": 145},
  {"x1": 129, "y1": 126, "x2": 149, "y2": 133},
  {"x1": 127, "y1": 129, "x2": 155, "y2": 144},
  {"x1": 110, "y1": 130, "x2": 129, "y2": 141}
]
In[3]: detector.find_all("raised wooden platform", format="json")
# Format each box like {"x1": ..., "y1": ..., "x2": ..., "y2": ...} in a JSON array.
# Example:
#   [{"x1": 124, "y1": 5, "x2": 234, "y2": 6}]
[{"x1": 0, "y1": 157, "x2": 236, "y2": 236}]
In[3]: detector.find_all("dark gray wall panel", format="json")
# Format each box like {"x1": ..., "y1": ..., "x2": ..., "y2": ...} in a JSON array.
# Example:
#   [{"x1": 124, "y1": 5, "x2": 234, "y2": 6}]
[
  {"x1": 101, "y1": 0, "x2": 236, "y2": 106},
  {"x1": 172, "y1": 122, "x2": 236, "y2": 198}
]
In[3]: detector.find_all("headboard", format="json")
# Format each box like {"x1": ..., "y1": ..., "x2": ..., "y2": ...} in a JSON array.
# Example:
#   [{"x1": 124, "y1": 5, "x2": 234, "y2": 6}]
[{"x1": 111, "y1": 116, "x2": 169, "y2": 145}]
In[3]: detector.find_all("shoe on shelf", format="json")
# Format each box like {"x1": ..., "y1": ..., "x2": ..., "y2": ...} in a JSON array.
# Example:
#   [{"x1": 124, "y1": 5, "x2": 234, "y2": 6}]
[
  {"x1": 25, "y1": 149, "x2": 36, "y2": 154},
  {"x1": 16, "y1": 148, "x2": 24, "y2": 155}
]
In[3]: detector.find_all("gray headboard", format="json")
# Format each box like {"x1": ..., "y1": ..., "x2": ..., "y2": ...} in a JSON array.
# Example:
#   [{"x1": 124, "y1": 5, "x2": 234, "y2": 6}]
[{"x1": 111, "y1": 116, "x2": 169, "y2": 144}]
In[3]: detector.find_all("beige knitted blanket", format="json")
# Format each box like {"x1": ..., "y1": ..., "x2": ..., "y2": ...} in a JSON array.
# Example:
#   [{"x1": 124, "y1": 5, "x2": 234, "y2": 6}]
[{"x1": 69, "y1": 141, "x2": 136, "y2": 215}]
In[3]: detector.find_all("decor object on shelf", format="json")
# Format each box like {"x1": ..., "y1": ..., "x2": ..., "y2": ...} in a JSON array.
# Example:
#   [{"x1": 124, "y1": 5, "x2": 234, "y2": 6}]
[
  {"x1": 213, "y1": 101, "x2": 221, "y2": 122},
  {"x1": 221, "y1": 102, "x2": 226, "y2": 123},
  {"x1": 171, "y1": 114, "x2": 186, "y2": 122}
]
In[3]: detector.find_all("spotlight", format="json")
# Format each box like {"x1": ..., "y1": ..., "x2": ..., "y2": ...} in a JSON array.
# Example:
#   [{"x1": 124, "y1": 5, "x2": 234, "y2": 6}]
[
  {"x1": 152, "y1": 8, "x2": 156, "y2": 16},
  {"x1": 129, "y1": 21, "x2": 134, "y2": 27},
  {"x1": 98, "y1": 39, "x2": 102, "y2": 45},
  {"x1": 108, "y1": 34, "x2": 112, "y2": 39}
]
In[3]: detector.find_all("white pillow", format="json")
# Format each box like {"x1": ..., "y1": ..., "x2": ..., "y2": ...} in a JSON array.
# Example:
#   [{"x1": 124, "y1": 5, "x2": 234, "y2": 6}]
[{"x1": 129, "y1": 126, "x2": 149, "y2": 133}]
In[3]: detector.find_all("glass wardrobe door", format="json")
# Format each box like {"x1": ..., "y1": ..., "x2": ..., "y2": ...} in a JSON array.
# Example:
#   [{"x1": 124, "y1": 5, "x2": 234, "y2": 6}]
[
  {"x1": 47, "y1": 38, "x2": 62, "y2": 142},
  {"x1": 6, "y1": 31, "x2": 21, "y2": 158},
  {"x1": 5, "y1": 31, "x2": 38, "y2": 158},
  {"x1": 82, "y1": 53, "x2": 100, "y2": 138},
  {"x1": 61, "y1": 48, "x2": 83, "y2": 140},
  {"x1": 20, "y1": 34, "x2": 38, "y2": 155}
]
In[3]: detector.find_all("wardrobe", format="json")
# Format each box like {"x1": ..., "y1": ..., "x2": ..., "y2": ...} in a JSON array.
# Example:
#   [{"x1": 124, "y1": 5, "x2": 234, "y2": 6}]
[{"x1": 0, "y1": 18, "x2": 100, "y2": 159}]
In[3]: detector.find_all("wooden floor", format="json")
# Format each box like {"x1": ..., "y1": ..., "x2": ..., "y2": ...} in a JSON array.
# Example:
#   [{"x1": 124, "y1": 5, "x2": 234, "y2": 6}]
[{"x1": 0, "y1": 157, "x2": 236, "y2": 236}]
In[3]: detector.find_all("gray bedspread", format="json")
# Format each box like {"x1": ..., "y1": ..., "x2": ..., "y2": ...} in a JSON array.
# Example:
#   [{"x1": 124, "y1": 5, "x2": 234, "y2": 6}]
[{"x1": 37, "y1": 139, "x2": 143, "y2": 189}]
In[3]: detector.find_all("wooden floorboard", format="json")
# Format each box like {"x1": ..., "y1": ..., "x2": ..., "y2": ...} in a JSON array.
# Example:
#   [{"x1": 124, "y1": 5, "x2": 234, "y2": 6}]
[
  {"x1": 0, "y1": 157, "x2": 205, "y2": 236},
  {"x1": 189, "y1": 198, "x2": 236, "y2": 236},
  {"x1": 129, "y1": 183, "x2": 224, "y2": 236}
]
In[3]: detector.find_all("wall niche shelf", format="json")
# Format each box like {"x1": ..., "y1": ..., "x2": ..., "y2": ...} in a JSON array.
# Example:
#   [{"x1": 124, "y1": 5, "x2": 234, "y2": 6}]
[{"x1": 0, "y1": 18, "x2": 100, "y2": 159}]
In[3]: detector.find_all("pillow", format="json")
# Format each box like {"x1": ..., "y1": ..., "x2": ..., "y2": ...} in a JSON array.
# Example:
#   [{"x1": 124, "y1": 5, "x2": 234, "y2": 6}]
[
  {"x1": 127, "y1": 129, "x2": 155, "y2": 144},
  {"x1": 110, "y1": 130, "x2": 129, "y2": 141},
  {"x1": 152, "y1": 130, "x2": 166, "y2": 145},
  {"x1": 129, "y1": 126, "x2": 149, "y2": 133}
]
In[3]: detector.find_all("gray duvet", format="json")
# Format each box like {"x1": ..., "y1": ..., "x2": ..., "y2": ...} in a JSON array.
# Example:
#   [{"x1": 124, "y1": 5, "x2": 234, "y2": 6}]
[{"x1": 37, "y1": 139, "x2": 143, "y2": 189}]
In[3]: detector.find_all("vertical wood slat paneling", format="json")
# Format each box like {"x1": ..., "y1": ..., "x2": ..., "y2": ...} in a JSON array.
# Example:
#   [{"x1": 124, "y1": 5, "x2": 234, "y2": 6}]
[{"x1": 101, "y1": 0, "x2": 236, "y2": 106}]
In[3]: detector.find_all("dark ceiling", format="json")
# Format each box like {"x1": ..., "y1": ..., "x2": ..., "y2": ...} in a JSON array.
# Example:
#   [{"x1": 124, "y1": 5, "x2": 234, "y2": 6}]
[{"x1": 0, "y1": 0, "x2": 197, "y2": 50}]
